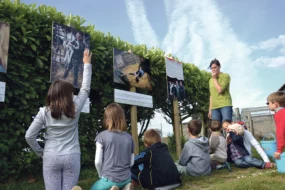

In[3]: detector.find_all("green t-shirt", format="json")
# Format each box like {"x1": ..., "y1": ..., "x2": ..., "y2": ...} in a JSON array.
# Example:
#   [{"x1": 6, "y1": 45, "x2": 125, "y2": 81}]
[{"x1": 209, "y1": 72, "x2": 232, "y2": 109}]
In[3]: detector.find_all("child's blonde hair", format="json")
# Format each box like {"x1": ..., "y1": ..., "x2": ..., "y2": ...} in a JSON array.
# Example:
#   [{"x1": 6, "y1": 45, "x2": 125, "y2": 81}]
[
  {"x1": 267, "y1": 91, "x2": 285, "y2": 107},
  {"x1": 103, "y1": 103, "x2": 126, "y2": 132},
  {"x1": 143, "y1": 129, "x2": 161, "y2": 146}
]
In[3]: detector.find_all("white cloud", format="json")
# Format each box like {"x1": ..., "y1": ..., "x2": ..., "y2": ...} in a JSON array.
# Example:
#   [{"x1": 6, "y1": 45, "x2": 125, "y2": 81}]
[
  {"x1": 254, "y1": 56, "x2": 285, "y2": 68},
  {"x1": 125, "y1": 0, "x2": 280, "y2": 109},
  {"x1": 252, "y1": 35, "x2": 285, "y2": 50},
  {"x1": 125, "y1": 0, "x2": 159, "y2": 47},
  {"x1": 251, "y1": 35, "x2": 285, "y2": 69},
  {"x1": 160, "y1": 0, "x2": 264, "y2": 108}
]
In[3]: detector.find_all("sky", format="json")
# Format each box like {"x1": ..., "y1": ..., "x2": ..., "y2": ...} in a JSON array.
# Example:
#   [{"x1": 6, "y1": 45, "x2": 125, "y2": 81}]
[{"x1": 21, "y1": 0, "x2": 285, "y2": 136}]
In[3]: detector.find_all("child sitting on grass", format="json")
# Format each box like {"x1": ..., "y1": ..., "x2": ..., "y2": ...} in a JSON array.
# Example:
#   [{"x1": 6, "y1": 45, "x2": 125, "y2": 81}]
[
  {"x1": 209, "y1": 120, "x2": 231, "y2": 172},
  {"x1": 176, "y1": 120, "x2": 211, "y2": 176},
  {"x1": 226, "y1": 123, "x2": 275, "y2": 169},
  {"x1": 222, "y1": 120, "x2": 274, "y2": 166},
  {"x1": 131, "y1": 129, "x2": 181, "y2": 189}
]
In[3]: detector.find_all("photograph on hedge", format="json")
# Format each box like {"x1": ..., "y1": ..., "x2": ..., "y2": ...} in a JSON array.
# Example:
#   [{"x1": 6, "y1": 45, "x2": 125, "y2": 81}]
[
  {"x1": 0, "y1": 21, "x2": 10, "y2": 73},
  {"x1": 50, "y1": 22, "x2": 90, "y2": 88},
  {"x1": 165, "y1": 57, "x2": 185, "y2": 102},
  {"x1": 113, "y1": 48, "x2": 152, "y2": 90}
]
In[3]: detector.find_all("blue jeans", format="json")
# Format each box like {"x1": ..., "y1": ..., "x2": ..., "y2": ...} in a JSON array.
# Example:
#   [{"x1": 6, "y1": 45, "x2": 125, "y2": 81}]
[
  {"x1": 211, "y1": 106, "x2": 232, "y2": 122},
  {"x1": 234, "y1": 156, "x2": 265, "y2": 169}
]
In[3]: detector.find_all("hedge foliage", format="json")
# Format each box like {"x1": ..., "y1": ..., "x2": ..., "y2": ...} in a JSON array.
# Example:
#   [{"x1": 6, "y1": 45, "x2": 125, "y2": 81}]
[{"x1": 0, "y1": 0, "x2": 210, "y2": 180}]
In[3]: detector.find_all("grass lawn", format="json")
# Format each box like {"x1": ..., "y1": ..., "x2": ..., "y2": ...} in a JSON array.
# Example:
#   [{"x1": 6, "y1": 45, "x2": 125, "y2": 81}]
[
  {"x1": 1, "y1": 150, "x2": 285, "y2": 190},
  {"x1": 1, "y1": 166, "x2": 285, "y2": 190}
]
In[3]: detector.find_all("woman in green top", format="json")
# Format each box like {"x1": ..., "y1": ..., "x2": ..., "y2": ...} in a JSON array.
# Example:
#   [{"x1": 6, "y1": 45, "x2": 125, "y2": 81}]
[{"x1": 208, "y1": 59, "x2": 232, "y2": 122}]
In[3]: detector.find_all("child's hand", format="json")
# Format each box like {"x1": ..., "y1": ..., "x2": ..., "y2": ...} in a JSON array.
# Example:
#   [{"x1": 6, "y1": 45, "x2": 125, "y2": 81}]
[
  {"x1": 83, "y1": 49, "x2": 92, "y2": 64},
  {"x1": 274, "y1": 152, "x2": 281, "y2": 160}
]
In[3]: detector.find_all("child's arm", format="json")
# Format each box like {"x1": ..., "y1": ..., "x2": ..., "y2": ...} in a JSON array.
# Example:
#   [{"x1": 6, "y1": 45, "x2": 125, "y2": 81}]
[
  {"x1": 276, "y1": 116, "x2": 285, "y2": 155},
  {"x1": 94, "y1": 142, "x2": 103, "y2": 178},
  {"x1": 244, "y1": 131, "x2": 270, "y2": 163},
  {"x1": 74, "y1": 49, "x2": 92, "y2": 114},
  {"x1": 130, "y1": 153, "x2": 134, "y2": 167},
  {"x1": 178, "y1": 143, "x2": 191, "y2": 166},
  {"x1": 133, "y1": 150, "x2": 150, "y2": 167},
  {"x1": 25, "y1": 108, "x2": 45, "y2": 157},
  {"x1": 209, "y1": 135, "x2": 220, "y2": 153}
]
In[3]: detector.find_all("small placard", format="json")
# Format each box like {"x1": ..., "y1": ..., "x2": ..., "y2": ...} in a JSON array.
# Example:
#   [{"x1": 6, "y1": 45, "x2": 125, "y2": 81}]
[
  {"x1": 0, "y1": 81, "x2": 6, "y2": 102},
  {"x1": 114, "y1": 89, "x2": 153, "y2": 108}
]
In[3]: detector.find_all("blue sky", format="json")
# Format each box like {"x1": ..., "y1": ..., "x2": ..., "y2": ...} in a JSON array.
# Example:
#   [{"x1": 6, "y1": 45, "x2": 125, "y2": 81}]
[{"x1": 21, "y1": 0, "x2": 285, "y2": 136}]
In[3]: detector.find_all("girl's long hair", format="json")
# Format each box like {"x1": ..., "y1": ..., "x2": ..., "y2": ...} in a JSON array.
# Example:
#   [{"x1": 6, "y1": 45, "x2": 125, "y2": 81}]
[
  {"x1": 103, "y1": 103, "x2": 127, "y2": 132},
  {"x1": 46, "y1": 80, "x2": 75, "y2": 119}
]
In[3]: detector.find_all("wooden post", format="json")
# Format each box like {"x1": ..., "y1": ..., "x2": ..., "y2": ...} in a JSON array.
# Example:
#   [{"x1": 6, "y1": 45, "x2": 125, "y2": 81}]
[
  {"x1": 173, "y1": 99, "x2": 182, "y2": 157},
  {"x1": 235, "y1": 108, "x2": 241, "y2": 121},
  {"x1": 247, "y1": 112, "x2": 254, "y2": 136},
  {"x1": 130, "y1": 87, "x2": 139, "y2": 155}
]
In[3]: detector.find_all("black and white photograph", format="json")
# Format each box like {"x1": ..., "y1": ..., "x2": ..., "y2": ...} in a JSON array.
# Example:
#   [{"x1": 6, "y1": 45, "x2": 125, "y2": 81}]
[
  {"x1": 0, "y1": 21, "x2": 10, "y2": 73},
  {"x1": 50, "y1": 22, "x2": 90, "y2": 88},
  {"x1": 165, "y1": 57, "x2": 185, "y2": 102},
  {"x1": 113, "y1": 48, "x2": 152, "y2": 90},
  {"x1": 167, "y1": 77, "x2": 185, "y2": 102}
]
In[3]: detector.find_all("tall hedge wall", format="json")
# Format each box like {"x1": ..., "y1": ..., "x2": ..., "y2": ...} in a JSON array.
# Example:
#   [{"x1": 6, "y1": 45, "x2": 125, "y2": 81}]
[{"x1": 0, "y1": 0, "x2": 210, "y2": 180}]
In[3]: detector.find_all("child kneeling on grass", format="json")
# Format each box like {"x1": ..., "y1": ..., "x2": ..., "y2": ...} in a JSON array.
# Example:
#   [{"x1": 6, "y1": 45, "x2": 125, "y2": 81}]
[
  {"x1": 91, "y1": 103, "x2": 134, "y2": 190},
  {"x1": 131, "y1": 129, "x2": 181, "y2": 189},
  {"x1": 226, "y1": 123, "x2": 275, "y2": 169},
  {"x1": 176, "y1": 120, "x2": 211, "y2": 176}
]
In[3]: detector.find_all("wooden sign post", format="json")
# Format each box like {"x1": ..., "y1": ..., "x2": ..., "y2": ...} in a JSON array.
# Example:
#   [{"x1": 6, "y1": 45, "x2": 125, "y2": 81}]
[
  {"x1": 130, "y1": 86, "x2": 139, "y2": 155},
  {"x1": 173, "y1": 99, "x2": 182, "y2": 157}
]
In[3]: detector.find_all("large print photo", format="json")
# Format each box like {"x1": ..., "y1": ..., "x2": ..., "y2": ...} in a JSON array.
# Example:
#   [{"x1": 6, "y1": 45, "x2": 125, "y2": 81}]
[
  {"x1": 0, "y1": 21, "x2": 10, "y2": 73},
  {"x1": 113, "y1": 48, "x2": 152, "y2": 90},
  {"x1": 50, "y1": 22, "x2": 90, "y2": 88}
]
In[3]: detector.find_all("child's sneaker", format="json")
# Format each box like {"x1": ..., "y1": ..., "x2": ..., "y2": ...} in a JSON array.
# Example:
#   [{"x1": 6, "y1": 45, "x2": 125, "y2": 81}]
[
  {"x1": 223, "y1": 162, "x2": 232, "y2": 172},
  {"x1": 216, "y1": 164, "x2": 223, "y2": 170},
  {"x1": 264, "y1": 162, "x2": 276, "y2": 169},
  {"x1": 110, "y1": 186, "x2": 119, "y2": 190},
  {"x1": 122, "y1": 183, "x2": 134, "y2": 190}
]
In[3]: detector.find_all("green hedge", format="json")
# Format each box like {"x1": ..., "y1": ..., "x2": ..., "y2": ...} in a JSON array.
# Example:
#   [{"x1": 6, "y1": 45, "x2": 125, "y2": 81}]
[{"x1": 0, "y1": 0, "x2": 210, "y2": 180}]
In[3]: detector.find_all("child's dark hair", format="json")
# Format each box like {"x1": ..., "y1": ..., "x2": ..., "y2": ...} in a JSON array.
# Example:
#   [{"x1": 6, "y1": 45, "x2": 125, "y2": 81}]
[
  {"x1": 46, "y1": 80, "x2": 75, "y2": 119},
  {"x1": 267, "y1": 91, "x2": 285, "y2": 107},
  {"x1": 209, "y1": 58, "x2": 221, "y2": 69},
  {"x1": 188, "y1": 120, "x2": 202, "y2": 136},
  {"x1": 210, "y1": 120, "x2": 222, "y2": 132}
]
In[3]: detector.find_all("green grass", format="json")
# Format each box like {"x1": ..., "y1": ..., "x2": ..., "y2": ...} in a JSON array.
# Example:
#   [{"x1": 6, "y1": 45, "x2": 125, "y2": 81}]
[
  {"x1": 1, "y1": 150, "x2": 285, "y2": 190},
  {"x1": 1, "y1": 167, "x2": 285, "y2": 190}
]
